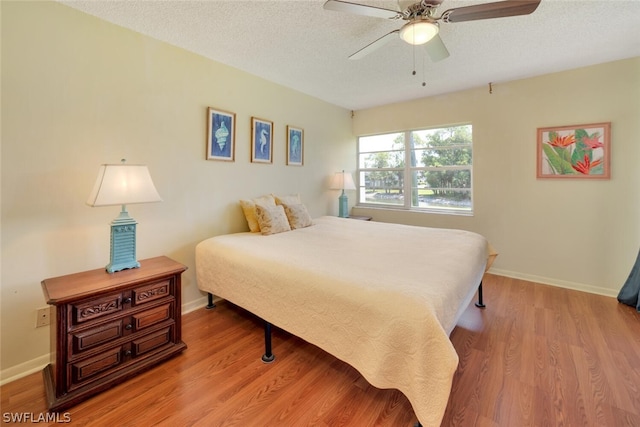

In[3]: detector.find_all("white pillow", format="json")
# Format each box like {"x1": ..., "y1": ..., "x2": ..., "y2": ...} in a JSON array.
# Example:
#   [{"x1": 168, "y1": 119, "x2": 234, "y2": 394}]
[
  {"x1": 282, "y1": 203, "x2": 313, "y2": 229},
  {"x1": 255, "y1": 204, "x2": 291, "y2": 235}
]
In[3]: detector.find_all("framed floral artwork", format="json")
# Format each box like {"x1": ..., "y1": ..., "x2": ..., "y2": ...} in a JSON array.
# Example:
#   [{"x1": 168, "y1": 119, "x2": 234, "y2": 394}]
[
  {"x1": 286, "y1": 125, "x2": 304, "y2": 166},
  {"x1": 206, "y1": 107, "x2": 235, "y2": 161},
  {"x1": 537, "y1": 122, "x2": 610, "y2": 179},
  {"x1": 251, "y1": 117, "x2": 273, "y2": 164}
]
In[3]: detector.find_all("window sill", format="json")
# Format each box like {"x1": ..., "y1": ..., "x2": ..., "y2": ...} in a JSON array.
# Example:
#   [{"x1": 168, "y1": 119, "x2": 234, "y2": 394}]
[{"x1": 354, "y1": 204, "x2": 474, "y2": 217}]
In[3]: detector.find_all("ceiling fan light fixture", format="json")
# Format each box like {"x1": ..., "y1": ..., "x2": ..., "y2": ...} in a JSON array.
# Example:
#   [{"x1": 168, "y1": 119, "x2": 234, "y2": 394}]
[{"x1": 399, "y1": 19, "x2": 439, "y2": 45}]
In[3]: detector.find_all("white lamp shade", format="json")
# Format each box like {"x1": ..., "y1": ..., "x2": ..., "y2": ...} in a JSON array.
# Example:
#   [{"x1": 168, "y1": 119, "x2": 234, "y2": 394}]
[
  {"x1": 330, "y1": 171, "x2": 356, "y2": 191},
  {"x1": 87, "y1": 164, "x2": 162, "y2": 207},
  {"x1": 399, "y1": 20, "x2": 439, "y2": 45}
]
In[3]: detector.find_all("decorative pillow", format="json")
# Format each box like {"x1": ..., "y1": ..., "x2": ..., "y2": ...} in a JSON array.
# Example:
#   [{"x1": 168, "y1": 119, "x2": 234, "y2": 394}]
[
  {"x1": 239, "y1": 195, "x2": 276, "y2": 232},
  {"x1": 255, "y1": 204, "x2": 291, "y2": 235},
  {"x1": 282, "y1": 203, "x2": 313, "y2": 230},
  {"x1": 273, "y1": 193, "x2": 301, "y2": 206}
]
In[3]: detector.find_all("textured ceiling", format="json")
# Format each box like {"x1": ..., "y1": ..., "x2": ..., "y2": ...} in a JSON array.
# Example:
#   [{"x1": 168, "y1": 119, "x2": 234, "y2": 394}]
[{"x1": 60, "y1": 0, "x2": 640, "y2": 110}]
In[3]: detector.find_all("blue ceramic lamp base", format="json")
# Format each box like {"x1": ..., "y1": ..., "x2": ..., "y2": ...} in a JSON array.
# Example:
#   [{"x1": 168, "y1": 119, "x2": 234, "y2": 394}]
[
  {"x1": 338, "y1": 191, "x2": 349, "y2": 218},
  {"x1": 106, "y1": 206, "x2": 140, "y2": 273}
]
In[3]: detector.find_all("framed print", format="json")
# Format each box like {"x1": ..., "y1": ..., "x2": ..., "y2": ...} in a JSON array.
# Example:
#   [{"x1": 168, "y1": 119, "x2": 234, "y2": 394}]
[
  {"x1": 207, "y1": 107, "x2": 235, "y2": 161},
  {"x1": 286, "y1": 125, "x2": 304, "y2": 166},
  {"x1": 537, "y1": 122, "x2": 610, "y2": 179},
  {"x1": 251, "y1": 117, "x2": 273, "y2": 163}
]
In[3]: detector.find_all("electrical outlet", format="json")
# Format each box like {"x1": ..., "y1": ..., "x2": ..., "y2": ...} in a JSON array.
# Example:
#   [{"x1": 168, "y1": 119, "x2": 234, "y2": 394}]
[{"x1": 36, "y1": 307, "x2": 51, "y2": 328}]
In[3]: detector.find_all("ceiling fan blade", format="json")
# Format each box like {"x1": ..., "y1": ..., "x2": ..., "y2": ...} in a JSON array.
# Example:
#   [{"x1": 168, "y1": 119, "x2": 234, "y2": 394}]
[
  {"x1": 323, "y1": 0, "x2": 400, "y2": 19},
  {"x1": 441, "y1": 0, "x2": 541, "y2": 23},
  {"x1": 349, "y1": 30, "x2": 399, "y2": 60},
  {"x1": 424, "y1": 33, "x2": 449, "y2": 62}
]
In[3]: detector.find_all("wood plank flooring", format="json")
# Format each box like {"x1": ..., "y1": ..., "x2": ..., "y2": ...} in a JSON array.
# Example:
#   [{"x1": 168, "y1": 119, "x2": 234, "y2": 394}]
[{"x1": 2, "y1": 274, "x2": 640, "y2": 426}]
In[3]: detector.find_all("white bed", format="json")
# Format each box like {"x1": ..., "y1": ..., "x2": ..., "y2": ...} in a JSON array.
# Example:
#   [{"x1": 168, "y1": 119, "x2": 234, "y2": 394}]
[{"x1": 196, "y1": 216, "x2": 491, "y2": 426}]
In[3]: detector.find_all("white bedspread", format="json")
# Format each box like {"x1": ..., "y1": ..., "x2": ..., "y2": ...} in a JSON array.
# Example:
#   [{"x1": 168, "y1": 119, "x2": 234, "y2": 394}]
[{"x1": 196, "y1": 216, "x2": 489, "y2": 426}]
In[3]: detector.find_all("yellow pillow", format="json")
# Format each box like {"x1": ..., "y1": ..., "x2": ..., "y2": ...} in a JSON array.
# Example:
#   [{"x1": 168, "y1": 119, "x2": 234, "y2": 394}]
[
  {"x1": 239, "y1": 195, "x2": 276, "y2": 232},
  {"x1": 255, "y1": 205, "x2": 291, "y2": 235},
  {"x1": 282, "y1": 203, "x2": 313, "y2": 229},
  {"x1": 273, "y1": 193, "x2": 301, "y2": 206}
]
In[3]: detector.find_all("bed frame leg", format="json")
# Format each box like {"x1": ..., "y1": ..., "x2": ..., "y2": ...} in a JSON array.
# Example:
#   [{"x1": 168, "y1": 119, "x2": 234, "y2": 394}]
[
  {"x1": 261, "y1": 321, "x2": 275, "y2": 363},
  {"x1": 475, "y1": 280, "x2": 486, "y2": 308},
  {"x1": 206, "y1": 293, "x2": 216, "y2": 310}
]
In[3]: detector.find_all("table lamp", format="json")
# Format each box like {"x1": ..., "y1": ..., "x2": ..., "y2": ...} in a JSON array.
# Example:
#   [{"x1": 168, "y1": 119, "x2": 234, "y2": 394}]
[
  {"x1": 86, "y1": 160, "x2": 162, "y2": 273},
  {"x1": 330, "y1": 170, "x2": 356, "y2": 218}
]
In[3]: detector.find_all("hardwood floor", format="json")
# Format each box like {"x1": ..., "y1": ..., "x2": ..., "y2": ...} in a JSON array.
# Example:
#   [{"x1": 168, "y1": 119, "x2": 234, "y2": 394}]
[{"x1": 2, "y1": 274, "x2": 640, "y2": 426}]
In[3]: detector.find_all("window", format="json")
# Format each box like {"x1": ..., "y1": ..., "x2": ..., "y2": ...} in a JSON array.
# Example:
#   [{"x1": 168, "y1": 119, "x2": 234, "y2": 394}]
[{"x1": 357, "y1": 124, "x2": 473, "y2": 214}]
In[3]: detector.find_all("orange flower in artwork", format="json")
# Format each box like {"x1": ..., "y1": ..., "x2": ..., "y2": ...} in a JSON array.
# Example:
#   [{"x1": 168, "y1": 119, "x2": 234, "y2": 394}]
[
  {"x1": 573, "y1": 154, "x2": 603, "y2": 175},
  {"x1": 548, "y1": 134, "x2": 576, "y2": 148}
]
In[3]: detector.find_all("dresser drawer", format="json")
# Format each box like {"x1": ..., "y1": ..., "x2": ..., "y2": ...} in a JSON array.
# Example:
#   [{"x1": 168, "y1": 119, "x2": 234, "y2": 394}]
[
  {"x1": 133, "y1": 303, "x2": 172, "y2": 330},
  {"x1": 71, "y1": 319, "x2": 124, "y2": 354},
  {"x1": 132, "y1": 279, "x2": 172, "y2": 306},
  {"x1": 72, "y1": 292, "x2": 125, "y2": 325},
  {"x1": 132, "y1": 326, "x2": 173, "y2": 357},
  {"x1": 69, "y1": 345, "x2": 124, "y2": 390}
]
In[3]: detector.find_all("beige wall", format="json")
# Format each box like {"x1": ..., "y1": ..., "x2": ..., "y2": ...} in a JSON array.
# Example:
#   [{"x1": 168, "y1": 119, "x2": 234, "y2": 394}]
[
  {"x1": 352, "y1": 57, "x2": 640, "y2": 296},
  {"x1": 0, "y1": 1, "x2": 353, "y2": 380}
]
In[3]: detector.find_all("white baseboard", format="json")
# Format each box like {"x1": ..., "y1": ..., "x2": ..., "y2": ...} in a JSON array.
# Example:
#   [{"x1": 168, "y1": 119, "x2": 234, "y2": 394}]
[
  {"x1": 0, "y1": 354, "x2": 49, "y2": 386},
  {"x1": 489, "y1": 268, "x2": 619, "y2": 298},
  {"x1": 0, "y1": 297, "x2": 219, "y2": 386},
  {"x1": 182, "y1": 295, "x2": 209, "y2": 314}
]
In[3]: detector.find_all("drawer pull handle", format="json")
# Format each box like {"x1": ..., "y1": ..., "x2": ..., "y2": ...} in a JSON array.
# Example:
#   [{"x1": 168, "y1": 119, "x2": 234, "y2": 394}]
[
  {"x1": 124, "y1": 350, "x2": 132, "y2": 357},
  {"x1": 123, "y1": 297, "x2": 132, "y2": 304},
  {"x1": 125, "y1": 324, "x2": 133, "y2": 330}
]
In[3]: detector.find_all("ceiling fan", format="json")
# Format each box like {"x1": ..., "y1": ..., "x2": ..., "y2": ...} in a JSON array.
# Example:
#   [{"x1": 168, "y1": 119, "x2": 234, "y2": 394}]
[{"x1": 324, "y1": 0, "x2": 541, "y2": 62}]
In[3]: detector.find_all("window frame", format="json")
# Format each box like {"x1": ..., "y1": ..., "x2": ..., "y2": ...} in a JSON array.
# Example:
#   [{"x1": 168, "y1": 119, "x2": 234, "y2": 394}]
[{"x1": 356, "y1": 124, "x2": 474, "y2": 215}]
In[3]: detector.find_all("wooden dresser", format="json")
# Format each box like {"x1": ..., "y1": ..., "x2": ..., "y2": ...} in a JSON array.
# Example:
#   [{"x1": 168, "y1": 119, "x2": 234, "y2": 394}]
[{"x1": 41, "y1": 256, "x2": 187, "y2": 412}]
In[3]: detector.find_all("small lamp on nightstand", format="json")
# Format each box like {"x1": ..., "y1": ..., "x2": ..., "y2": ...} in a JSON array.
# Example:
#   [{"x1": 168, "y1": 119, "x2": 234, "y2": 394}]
[
  {"x1": 86, "y1": 160, "x2": 162, "y2": 273},
  {"x1": 330, "y1": 170, "x2": 356, "y2": 218}
]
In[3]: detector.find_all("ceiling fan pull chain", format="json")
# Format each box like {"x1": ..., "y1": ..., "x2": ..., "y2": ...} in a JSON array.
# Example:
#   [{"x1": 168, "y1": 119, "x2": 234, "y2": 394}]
[
  {"x1": 422, "y1": 52, "x2": 426, "y2": 87},
  {"x1": 412, "y1": 42, "x2": 417, "y2": 76}
]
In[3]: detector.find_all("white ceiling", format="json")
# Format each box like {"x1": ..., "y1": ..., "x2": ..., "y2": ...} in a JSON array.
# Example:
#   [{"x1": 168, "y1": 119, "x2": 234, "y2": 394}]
[{"x1": 60, "y1": 0, "x2": 640, "y2": 111}]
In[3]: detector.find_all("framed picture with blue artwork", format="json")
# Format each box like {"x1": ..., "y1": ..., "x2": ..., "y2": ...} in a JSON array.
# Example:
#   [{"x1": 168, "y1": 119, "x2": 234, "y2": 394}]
[
  {"x1": 286, "y1": 125, "x2": 304, "y2": 166},
  {"x1": 251, "y1": 117, "x2": 273, "y2": 164},
  {"x1": 207, "y1": 107, "x2": 235, "y2": 161}
]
